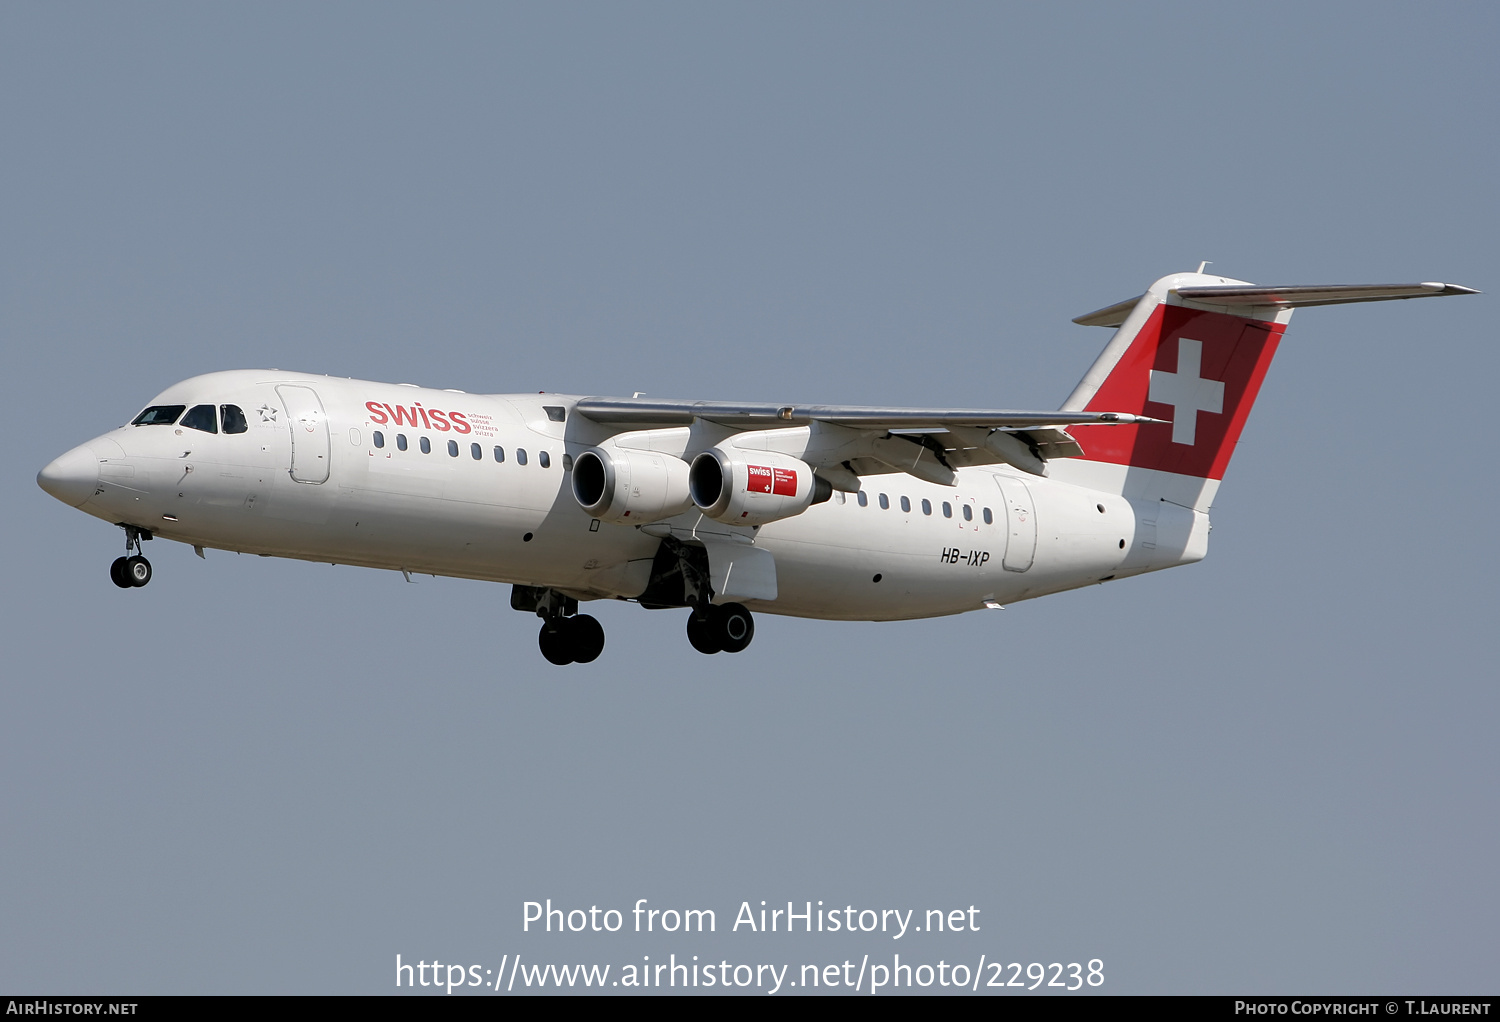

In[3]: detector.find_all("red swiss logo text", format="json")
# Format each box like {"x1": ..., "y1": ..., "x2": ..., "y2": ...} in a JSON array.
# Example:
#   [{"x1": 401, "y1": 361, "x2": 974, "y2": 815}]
[
  {"x1": 747, "y1": 465, "x2": 798, "y2": 496},
  {"x1": 364, "y1": 401, "x2": 472, "y2": 434}
]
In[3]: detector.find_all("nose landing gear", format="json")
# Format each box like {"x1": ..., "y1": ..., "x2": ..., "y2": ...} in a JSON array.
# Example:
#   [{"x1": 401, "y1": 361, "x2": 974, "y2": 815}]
[
  {"x1": 110, "y1": 555, "x2": 152, "y2": 588},
  {"x1": 110, "y1": 525, "x2": 153, "y2": 589}
]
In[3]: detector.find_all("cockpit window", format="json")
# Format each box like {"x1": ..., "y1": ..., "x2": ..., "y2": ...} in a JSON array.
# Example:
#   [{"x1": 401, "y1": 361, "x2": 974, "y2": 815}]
[
  {"x1": 131, "y1": 405, "x2": 186, "y2": 426},
  {"x1": 181, "y1": 404, "x2": 218, "y2": 433},
  {"x1": 220, "y1": 404, "x2": 248, "y2": 434}
]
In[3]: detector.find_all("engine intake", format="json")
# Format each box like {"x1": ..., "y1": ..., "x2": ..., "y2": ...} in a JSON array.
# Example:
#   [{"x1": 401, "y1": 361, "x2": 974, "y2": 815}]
[
  {"x1": 571, "y1": 448, "x2": 693, "y2": 524},
  {"x1": 689, "y1": 448, "x2": 831, "y2": 526}
]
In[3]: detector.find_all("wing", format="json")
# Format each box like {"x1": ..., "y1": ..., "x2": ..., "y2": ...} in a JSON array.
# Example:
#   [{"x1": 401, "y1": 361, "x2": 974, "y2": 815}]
[
  {"x1": 574, "y1": 397, "x2": 1158, "y2": 429},
  {"x1": 574, "y1": 398, "x2": 1162, "y2": 481}
]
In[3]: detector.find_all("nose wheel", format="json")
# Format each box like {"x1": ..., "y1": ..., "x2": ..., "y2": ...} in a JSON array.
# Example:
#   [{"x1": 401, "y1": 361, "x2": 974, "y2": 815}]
[
  {"x1": 686, "y1": 602, "x2": 755, "y2": 655},
  {"x1": 110, "y1": 556, "x2": 152, "y2": 588},
  {"x1": 110, "y1": 526, "x2": 153, "y2": 588}
]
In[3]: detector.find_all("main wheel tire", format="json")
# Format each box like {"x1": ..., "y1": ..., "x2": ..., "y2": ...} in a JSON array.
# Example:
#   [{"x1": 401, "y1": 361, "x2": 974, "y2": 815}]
[
  {"x1": 568, "y1": 615, "x2": 605, "y2": 664},
  {"x1": 686, "y1": 612, "x2": 722, "y2": 654},
  {"x1": 125, "y1": 555, "x2": 152, "y2": 587},
  {"x1": 538, "y1": 621, "x2": 574, "y2": 665},
  {"x1": 716, "y1": 602, "x2": 755, "y2": 653},
  {"x1": 110, "y1": 557, "x2": 132, "y2": 589}
]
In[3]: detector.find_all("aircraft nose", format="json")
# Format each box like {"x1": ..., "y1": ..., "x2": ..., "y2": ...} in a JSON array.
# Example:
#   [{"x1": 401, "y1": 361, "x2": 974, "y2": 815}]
[{"x1": 37, "y1": 444, "x2": 101, "y2": 508}]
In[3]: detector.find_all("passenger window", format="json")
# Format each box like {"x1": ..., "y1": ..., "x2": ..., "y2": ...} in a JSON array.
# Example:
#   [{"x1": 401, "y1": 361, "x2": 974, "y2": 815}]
[
  {"x1": 539, "y1": 451, "x2": 551, "y2": 469},
  {"x1": 857, "y1": 491, "x2": 868, "y2": 507},
  {"x1": 132, "y1": 405, "x2": 186, "y2": 426},
  {"x1": 963, "y1": 504, "x2": 973, "y2": 521},
  {"x1": 420, "y1": 437, "x2": 431, "y2": 454},
  {"x1": 447, "y1": 440, "x2": 459, "y2": 457},
  {"x1": 180, "y1": 404, "x2": 218, "y2": 433},
  {"x1": 922, "y1": 498, "x2": 932, "y2": 516},
  {"x1": 517, "y1": 448, "x2": 528, "y2": 466},
  {"x1": 544, "y1": 406, "x2": 566, "y2": 422},
  {"x1": 373, "y1": 431, "x2": 385, "y2": 449},
  {"x1": 471, "y1": 443, "x2": 482, "y2": 460},
  {"x1": 493, "y1": 446, "x2": 505, "y2": 463},
  {"x1": 942, "y1": 502, "x2": 952, "y2": 518},
  {"x1": 983, "y1": 507, "x2": 993, "y2": 525},
  {"x1": 220, "y1": 405, "x2": 248, "y2": 434},
  {"x1": 900, "y1": 496, "x2": 911, "y2": 513},
  {"x1": 834, "y1": 491, "x2": 846, "y2": 505},
  {"x1": 397, "y1": 434, "x2": 408, "y2": 451},
  {"x1": 878, "y1": 493, "x2": 889, "y2": 510}
]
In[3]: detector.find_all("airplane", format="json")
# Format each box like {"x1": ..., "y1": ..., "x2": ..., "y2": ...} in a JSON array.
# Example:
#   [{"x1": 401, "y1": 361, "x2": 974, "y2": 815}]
[{"x1": 37, "y1": 269, "x2": 1476, "y2": 665}]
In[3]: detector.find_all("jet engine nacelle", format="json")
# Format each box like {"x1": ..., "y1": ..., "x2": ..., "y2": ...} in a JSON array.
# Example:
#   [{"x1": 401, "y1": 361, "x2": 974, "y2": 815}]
[
  {"x1": 689, "y1": 448, "x2": 832, "y2": 526},
  {"x1": 571, "y1": 447, "x2": 693, "y2": 524}
]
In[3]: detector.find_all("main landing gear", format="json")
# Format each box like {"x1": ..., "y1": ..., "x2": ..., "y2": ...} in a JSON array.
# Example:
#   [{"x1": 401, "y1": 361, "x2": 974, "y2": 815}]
[
  {"x1": 110, "y1": 525, "x2": 153, "y2": 589},
  {"x1": 686, "y1": 602, "x2": 755, "y2": 655},
  {"x1": 538, "y1": 614, "x2": 605, "y2": 666},
  {"x1": 512, "y1": 585, "x2": 605, "y2": 666},
  {"x1": 511, "y1": 572, "x2": 756, "y2": 665},
  {"x1": 636, "y1": 537, "x2": 757, "y2": 657}
]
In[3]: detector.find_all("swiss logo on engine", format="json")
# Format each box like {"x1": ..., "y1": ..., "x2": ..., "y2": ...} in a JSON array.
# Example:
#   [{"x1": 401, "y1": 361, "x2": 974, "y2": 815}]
[{"x1": 747, "y1": 465, "x2": 798, "y2": 496}]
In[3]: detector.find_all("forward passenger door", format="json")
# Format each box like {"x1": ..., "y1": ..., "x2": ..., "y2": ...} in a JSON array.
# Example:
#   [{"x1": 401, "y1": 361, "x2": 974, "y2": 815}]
[{"x1": 276, "y1": 385, "x2": 330, "y2": 484}]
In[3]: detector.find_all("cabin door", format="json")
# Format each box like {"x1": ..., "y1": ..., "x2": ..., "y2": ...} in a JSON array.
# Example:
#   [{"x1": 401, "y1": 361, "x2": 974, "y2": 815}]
[{"x1": 276, "y1": 385, "x2": 331, "y2": 484}]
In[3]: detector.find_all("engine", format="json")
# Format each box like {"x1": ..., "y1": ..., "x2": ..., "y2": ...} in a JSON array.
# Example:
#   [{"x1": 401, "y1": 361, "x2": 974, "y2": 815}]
[
  {"x1": 571, "y1": 447, "x2": 693, "y2": 524},
  {"x1": 688, "y1": 448, "x2": 832, "y2": 526}
]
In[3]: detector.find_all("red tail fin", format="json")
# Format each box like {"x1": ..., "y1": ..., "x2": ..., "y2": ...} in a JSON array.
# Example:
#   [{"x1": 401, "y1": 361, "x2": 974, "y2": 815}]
[
  {"x1": 1061, "y1": 273, "x2": 1476, "y2": 484},
  {"x1": 1070, "y1": 301, "x2": 1285, "y2": 481}
]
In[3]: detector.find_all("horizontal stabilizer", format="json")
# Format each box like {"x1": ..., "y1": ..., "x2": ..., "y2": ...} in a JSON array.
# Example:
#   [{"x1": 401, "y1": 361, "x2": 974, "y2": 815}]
[
  {"x1": 1072, "y1": 296, "x2": 1143, "y2": 328},
  {"x1": 1173, "y1": 282, "x2": 1480, "y2": 308},
  {"x1": 1075, "y1": 281, "x2": 1478, "y2": 326}
]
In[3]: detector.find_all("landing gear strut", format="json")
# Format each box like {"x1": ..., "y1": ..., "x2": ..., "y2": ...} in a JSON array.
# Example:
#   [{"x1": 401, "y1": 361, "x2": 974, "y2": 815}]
[
  {"x1": 110, "y1": 525, "x2": 153, "y2": 589},
  {"x1": 686, "y1": 602, "x2": 755, "y2": 655},
  {"x1": 512, "y1": 585, "x2": 606, "y2": 666}
]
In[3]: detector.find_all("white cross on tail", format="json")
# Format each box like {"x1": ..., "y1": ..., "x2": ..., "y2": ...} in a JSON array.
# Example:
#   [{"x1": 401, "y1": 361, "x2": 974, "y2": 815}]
[{"x1": 1148, "y1": 338, "x2": 1224, "y2": 445}]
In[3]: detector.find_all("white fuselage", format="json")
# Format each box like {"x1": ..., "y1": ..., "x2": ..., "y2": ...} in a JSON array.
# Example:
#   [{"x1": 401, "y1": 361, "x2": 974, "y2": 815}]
[{"x1": 51, "y1": 370, "x2": 1207, "y2": 621}]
